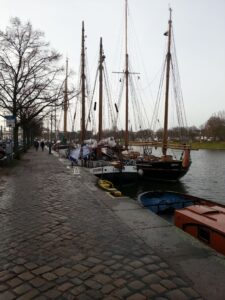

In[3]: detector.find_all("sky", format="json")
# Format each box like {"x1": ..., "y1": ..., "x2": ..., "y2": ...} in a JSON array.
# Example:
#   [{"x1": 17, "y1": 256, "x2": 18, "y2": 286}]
[{"x1": 0, "y1": 0, "x2": 225, "y2": 131}]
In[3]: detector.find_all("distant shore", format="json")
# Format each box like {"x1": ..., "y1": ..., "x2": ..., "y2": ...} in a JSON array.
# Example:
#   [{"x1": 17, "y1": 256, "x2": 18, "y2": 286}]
[{"x1": 192, "y1": 141, "x2": 225, "y2": 150}]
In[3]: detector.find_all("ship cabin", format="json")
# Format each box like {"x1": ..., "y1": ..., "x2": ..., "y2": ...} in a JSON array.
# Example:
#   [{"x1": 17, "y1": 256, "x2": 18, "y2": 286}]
[{"x1": 175, "y1": 204, "x2": 225, "y2": 256}]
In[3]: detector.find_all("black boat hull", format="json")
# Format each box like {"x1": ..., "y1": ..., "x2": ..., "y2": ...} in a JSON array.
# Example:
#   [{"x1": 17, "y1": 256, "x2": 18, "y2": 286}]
[{"x1": 136, "y1": 160, "x2": 191, "y2": 181}]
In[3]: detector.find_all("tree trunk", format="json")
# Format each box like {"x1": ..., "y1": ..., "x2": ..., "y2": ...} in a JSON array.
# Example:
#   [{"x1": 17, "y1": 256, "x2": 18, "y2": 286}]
[{"x1": 13, "y1": 125, "x2": 20, "y2": 159}]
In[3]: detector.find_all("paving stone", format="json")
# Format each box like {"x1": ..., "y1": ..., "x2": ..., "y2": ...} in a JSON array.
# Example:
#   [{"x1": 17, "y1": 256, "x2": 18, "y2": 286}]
[
  {"x1": 41, "y1": 272, "x2": 57, "y2": 281},
  {"x1": 103, "y1": 260, "x2": 116, "y2": 266},
  {"x1": 84, "y1": 279, "x2": 102, "y2": 290},
  {"x1": 33, "y1": 296, "x2": 48, "y2": 300},
  {"x1": 141, "y1": 288, "x2": 156, "y2": 298},
  {"x1": 112, "y1": 255, "x2": 123, "y2": 260},
  {"x1": 0, "y1": 270, "x2": 9, "y2": 277},
  {"x1": 156, "y1": 270, "x2": 170, "y2": 278},
  {"x1": 181, "y1": 287, "x2": 200, "y2": 298},
  {"x1": 24, "y1": 263, "x2": 38, "y2": 270},
  {"x1": 128, "y1": 280, "x2": 146, "y2": 290},
  {"x1": 0, "y1": 283, "x2": 9, "y2": 291},
  {"x1": 132, "y1": 268, "x2": 148, "y2": 277},
  {"x1": 113, "y1": 278, "x2": 127, "y2": 287},
  {"x1": 38, "y1": 282, "x2": 56, "y2": 292},
  {"x1": 86, "y1": 289, "x2": 104, "y2": 299},
  {"x1": 32, "y1": 266, "x2": 53, "y2": 275},
  {"x1": 16, "y1": 288, "x2": 40, "y2": 300},
  {"x1": 166, "y1": 289, "x2": 190, "y2": 300},
  {"x1": 94, "y1": 273, "x2": 111, "y2": 284},
  {"x1": 7, "y1": 277, "x2": 23, "y2": 288},
  {"x1": 44, "y1": 288, "x2": 61, "y2": 298},
  {"x1": 76, "y1": 293, "x2": 93, "y2": 300},
  {"x1": 72, "y1": 264, "x2": 88, "y2": 273},
  {"x1": 142, "y1": 274, "x2": 161, "y2": 284},
  {"x1": 13, "y1": 283, "x2": 32, "y2": 295},
  {"x1": 145, "y1": 263, "x2": 160, "y2": 272},
  {"x1": 57, "y1": 282, "x2": 74, "y2": 292},
  {"x1": 70, "y1": 277, "x2": 83, "y2": 286},
  {"x1": 14, "y1": 258, "x2": 26, "y2": 265},
  {"x1": 126, "y1": 293, "x2": 146, "y2": 300},
  {"x1": 29, "y1": 277, "x2": 46, "y2": 288},
  {"x1": 173, "y1": 277, "x2": 189, "y2": 287},
  {"x1": 113, "y1": 287, "x2": 131, "y2": 298},
  {"x1": 90, "y1": 264, "x2": 105, "y2": 273},
  {"x1": 86, "y1": 257, "x2": 102, "y2": 264},
  {"x1": 78, "y1": 271, "x2": 93, "y2": 280},
  {"x1": 55, "y1": 276, "x2": 68, "y2": 284},
  {"x1": 18, "y1": 271, "x2": 35, "y2": 281},
  {"x1": 0, "y1": 272, "x2": 15, "y2": 282},
  {"x1": 160, "y1": 279, "x2": 177, "y2": 289},
  {"x1": 129, "y1": 260, "x2": 144, "y2": 268},
  {"x1": 0, "y1": 290, "x2": 16, "y2": 300},
  {"x1": 150, "y1": 283, "x2": 167, "y2": 294},
  {"x1": 101, "y1": 284, "x2": 115, "y2": 294},
  {"x1": 67, "y1": 270, "x2": 79, "y2": 278},
  {"x1": 70, "y1": 285, "x2": 86, "y2": 296}
]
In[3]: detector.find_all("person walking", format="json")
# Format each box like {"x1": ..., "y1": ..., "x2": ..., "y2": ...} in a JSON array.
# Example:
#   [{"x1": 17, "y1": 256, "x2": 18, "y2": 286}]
[
  {"x1": 40, "y1": 140, "x2": 45, "y2": 151},
  {"x1": 34, "y1": 140, "x2": 39, "y2": 151}
]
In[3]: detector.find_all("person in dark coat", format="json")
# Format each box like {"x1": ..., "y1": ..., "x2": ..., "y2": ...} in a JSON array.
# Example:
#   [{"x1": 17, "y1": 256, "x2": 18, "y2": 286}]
[
  {"x1": 34, "y1": 140, "x2": 39, "y2": 151},
  {"x1": 40, "y1": 140, "x2": 45, "y2": 151}
]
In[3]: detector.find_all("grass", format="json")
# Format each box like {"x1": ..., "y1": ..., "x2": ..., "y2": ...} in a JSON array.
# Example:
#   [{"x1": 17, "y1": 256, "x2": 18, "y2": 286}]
[{"x1": 191, "y1": 141, "x2": 225, "y2": 150}]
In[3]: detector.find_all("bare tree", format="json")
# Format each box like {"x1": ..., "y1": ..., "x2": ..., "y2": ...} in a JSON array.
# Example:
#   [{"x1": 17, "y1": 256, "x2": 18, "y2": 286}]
[{"x1": 0, "y1": 17, "x2": 64, "y2": 157}]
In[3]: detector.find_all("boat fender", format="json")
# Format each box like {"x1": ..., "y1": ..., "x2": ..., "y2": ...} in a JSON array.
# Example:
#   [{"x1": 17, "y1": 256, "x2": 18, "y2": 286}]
[
  {"x1": 182, "y1": 149, "x2": 190, "y2": 168},
  {"x1": 111, "y1": 190, "x2": 122, "y2": 197}
]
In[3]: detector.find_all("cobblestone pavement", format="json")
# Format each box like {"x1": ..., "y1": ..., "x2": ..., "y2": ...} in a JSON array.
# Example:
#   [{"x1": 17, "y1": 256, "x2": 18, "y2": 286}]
[{"x1": 0, "y1": 149, "x2": 203, "y2": 299}]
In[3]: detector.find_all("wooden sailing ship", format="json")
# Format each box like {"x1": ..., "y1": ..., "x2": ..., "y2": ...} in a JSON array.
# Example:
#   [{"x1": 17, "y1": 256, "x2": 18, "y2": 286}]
[
  {"x1": 90, "y1": 0, "x2": 138, "y2": 183},
  {"x1": 136, "y1": 8, "x2": 191, "y2": 181}
]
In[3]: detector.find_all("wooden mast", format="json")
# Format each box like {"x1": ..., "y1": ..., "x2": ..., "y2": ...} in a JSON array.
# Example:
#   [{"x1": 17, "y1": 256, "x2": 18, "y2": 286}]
[
  {"x1": 81, "y1": 21, "x2": 86, "y2": 144},
  {"x1": 124, "y1": 0, "x2": 129, "y2": 150},
  {"x1": 63, "y1": 58, "x2": 68, "y2": 139},
  {"x1": 162, "y1": 8, "x2": 172, "y2": 156},
  {"x1": 98, "y1": 37, "x2": 105, "y2": 142}
]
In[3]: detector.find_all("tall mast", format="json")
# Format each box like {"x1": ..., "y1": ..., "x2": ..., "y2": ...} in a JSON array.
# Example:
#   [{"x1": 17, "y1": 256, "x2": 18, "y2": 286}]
[
  {"x1": 125, "y1": 0, "x2": 129, "y2": 150},
  {"x1": 98, "y1": 37, "x2": 105, "y2": 142},
  {"x1": 81, "y1": 21, "x2": 86, "y2": 144},
  {"x1": 162, "y1": 8, "x2": 172, "y2": 156},
  {"x1": 63, "y1": 58, "x2": 68, "y2": 138}
]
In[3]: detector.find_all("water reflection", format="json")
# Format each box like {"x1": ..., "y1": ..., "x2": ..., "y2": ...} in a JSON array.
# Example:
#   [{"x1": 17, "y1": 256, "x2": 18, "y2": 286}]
[{"x1": 118, "y1": 179, "x2": 187, "y2": 200}]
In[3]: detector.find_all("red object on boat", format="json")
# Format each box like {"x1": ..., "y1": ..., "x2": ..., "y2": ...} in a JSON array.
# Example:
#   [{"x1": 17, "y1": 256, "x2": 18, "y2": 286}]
[{"x1": 175, "y1": 204, "x2": 225, "y2": 256}]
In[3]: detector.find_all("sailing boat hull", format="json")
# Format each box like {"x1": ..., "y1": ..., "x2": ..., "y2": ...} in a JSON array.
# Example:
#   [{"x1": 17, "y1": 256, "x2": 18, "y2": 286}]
[
  {"x1": 136, "y1": 160, "x2": 191, "y2": 181},
  {"x1": 91, "y1": 165, "x2": 138, "y2": 184}
]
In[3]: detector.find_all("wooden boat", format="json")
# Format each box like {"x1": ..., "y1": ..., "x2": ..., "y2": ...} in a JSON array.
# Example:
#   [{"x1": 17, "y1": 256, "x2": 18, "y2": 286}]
[
  {"x1": 91, "y1": 161, "x2": 138, "y2": 184},
  {"x1": 136, "y1": 8, "x2": 191, "y2": 181},
  {"x1": 97, "y1": 179, "x2": 122, "y2": 197},
  {"x1": 175, "y1": 204, "x2": 225, "y2": 256},
  {"x1": 91, "y1": 0, "x2": 140, "y2": 184},
  {"x1": 138, "y1": 191, "x2": 198, "y2": 214},
  {"x1": 138, "y1": 191, "x2": 225, "y2": 256}
]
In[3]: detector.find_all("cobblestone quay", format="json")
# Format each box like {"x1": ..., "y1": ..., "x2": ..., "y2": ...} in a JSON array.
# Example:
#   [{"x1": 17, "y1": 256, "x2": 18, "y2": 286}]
[{"x1": 0, "y1": 148, "x2": 225, "y2": 299}]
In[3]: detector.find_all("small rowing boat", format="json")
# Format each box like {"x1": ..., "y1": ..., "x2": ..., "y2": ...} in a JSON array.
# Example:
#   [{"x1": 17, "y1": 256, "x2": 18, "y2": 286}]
[{"x1": 97, "y1": 179, "x2": 122, "y2": 197}]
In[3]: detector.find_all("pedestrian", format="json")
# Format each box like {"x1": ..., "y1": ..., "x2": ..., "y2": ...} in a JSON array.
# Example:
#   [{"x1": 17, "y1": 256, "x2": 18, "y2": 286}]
[
  {"x1": 34, "y1": 140, "x2": 39, "y2": 151},
  {"x1": 48, "y1": 141, "x2": 52, "y2": 154},
  {"x1": 40, "y1": 140, "x2": 45, "y2": 151}
]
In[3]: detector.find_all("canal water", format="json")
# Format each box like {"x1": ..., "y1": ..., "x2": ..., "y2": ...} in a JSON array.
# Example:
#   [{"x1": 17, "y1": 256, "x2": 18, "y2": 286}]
[{"x1": 119, "y1": 150, "x2": 225, "y2": 205}]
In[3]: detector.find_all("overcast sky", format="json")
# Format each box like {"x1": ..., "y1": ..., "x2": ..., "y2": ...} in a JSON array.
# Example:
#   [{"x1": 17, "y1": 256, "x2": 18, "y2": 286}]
[{"x1": 0, "y1": 0, "x2": 225, "y2": 130}]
